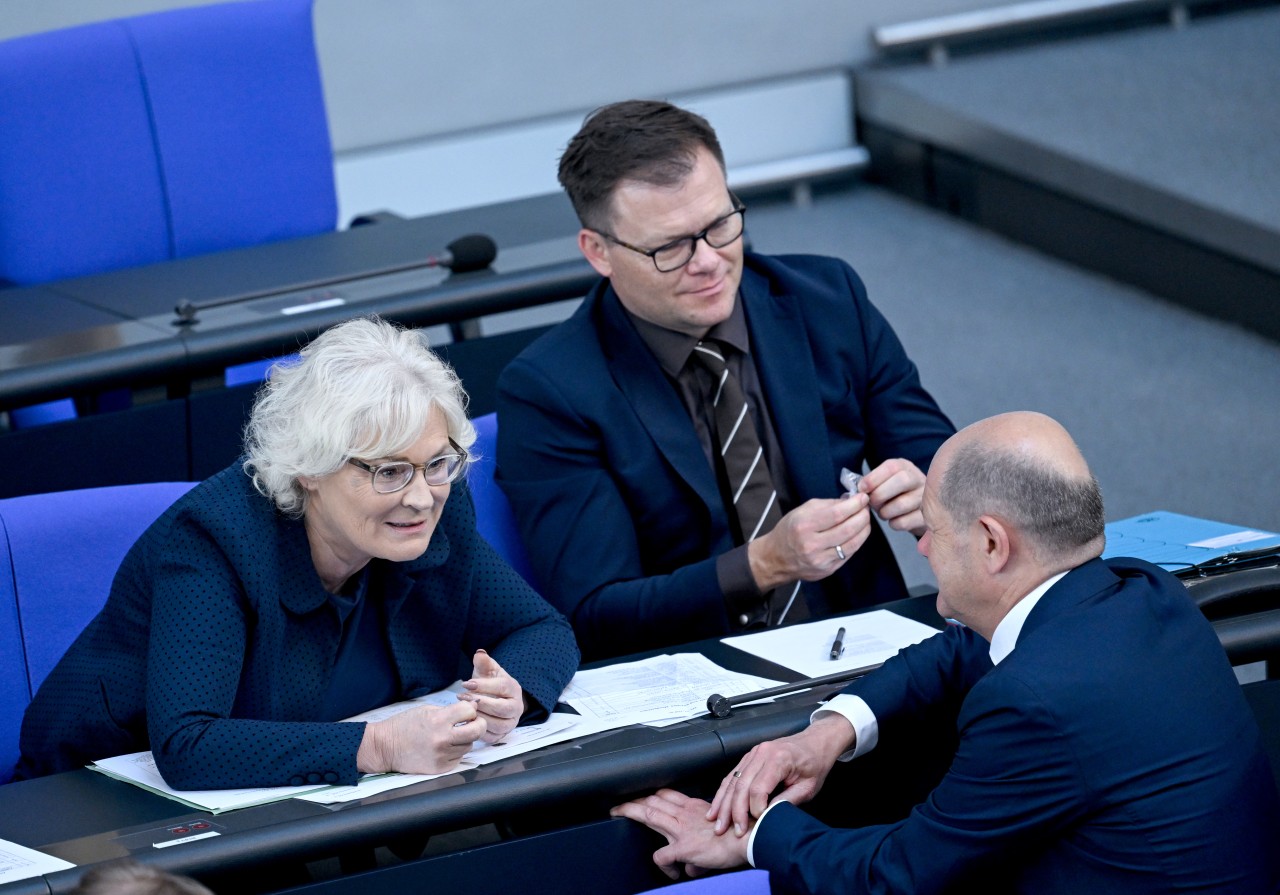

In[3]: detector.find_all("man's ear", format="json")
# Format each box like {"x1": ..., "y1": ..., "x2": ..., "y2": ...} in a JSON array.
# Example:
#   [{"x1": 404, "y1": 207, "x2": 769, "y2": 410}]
[
  {"x1": 578, "y1": 229, "x2": 613, "y2": 278},
  {"x1": 975, "y1": 514, "x2": 1012, "y2": 574}
]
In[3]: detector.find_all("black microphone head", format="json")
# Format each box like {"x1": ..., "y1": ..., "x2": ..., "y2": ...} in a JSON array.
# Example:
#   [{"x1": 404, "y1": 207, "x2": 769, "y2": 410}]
[
  {"x1": 707, "y1": 694, "x2": 733, "y2": 719},
  {"x1": 173, "y1": 300, "x2": 198, "y2": 326},
  {"x1": 445, "y1": 234, "x2": 497, "y2": 273}
]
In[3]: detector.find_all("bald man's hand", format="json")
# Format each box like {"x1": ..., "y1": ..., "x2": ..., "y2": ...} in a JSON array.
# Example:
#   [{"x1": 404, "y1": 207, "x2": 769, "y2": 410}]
[{"x1": 706, "y1": 713, "x2": 854, "y2": 837}]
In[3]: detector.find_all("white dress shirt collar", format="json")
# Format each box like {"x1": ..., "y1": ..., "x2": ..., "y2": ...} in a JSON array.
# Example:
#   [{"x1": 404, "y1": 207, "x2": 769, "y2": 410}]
[{"x1": 987, "y1": 571, "x2": 1068, "y2": 665}]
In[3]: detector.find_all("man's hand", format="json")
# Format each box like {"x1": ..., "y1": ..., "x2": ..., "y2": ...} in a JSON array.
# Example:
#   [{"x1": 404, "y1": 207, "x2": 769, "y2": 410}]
[
  {"x1": 612, "y1": 789, "x2": 750, "y2": 880},
  {"x1": 860, "y1": 458, "x2": 928, "y2": 536},
  {"x1": 706, "y1": 714, "x2": 855, "y2": 836},
  {"x1": 357, "y1": 700, "x2": 485, "y2": 775},
  {"x1": 748, "y1": 494, "x2": 872, "y2": 591},
  {"x1": 458, "y1": 649, "x2": 524, "y2": 743}
]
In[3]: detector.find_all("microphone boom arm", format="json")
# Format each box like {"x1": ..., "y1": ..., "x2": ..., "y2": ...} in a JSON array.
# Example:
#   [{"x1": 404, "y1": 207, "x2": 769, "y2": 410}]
[{"x1": 706, "y1": 661, "x2": 882, "y2": 718}]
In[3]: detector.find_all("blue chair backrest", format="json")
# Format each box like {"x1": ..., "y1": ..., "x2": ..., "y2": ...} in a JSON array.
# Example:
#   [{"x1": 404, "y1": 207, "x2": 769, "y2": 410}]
[
  {"x1": 0, "y1": 481, "x2": 197, "y2": 783},
  {"x1": 467, "y1": 413, "x2": 536, "y2": 585},
  {"x1": 0, "y1": 540, "x2": 27, "y2": 787},
  {"x1": 8, "y1": 400, "x2": 78, "y2": 428},
  {"x1": 0, "y1": 0, "x2": 334, "y2": 285}
]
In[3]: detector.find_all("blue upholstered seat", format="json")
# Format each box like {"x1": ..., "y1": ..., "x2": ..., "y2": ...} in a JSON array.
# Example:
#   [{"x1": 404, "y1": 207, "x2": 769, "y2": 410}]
[
  {"x1": 637, "y1": 870, "x2": 770, "y2": 894},
  {"x1": 0, "y1": 481, "x2": 196, "y2": 783},
  {"x1": 0, "y1": 0, "x2": 334, "y2": 285},
  {"x1": 467, "y1": 413, "x2": 536, "y2": 586},
  {"x1": 0, "y1": 0, "x2": 335, "y2": 424},
  {"x1": 0, "y1": 542, "x2": 27, "y2": 787},
  {"x1": 0, "y1": 18, "x2": 168, "y2": 283}
]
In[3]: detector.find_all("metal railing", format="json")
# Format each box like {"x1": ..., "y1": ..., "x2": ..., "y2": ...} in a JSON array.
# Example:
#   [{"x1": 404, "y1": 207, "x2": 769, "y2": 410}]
[{"x1": 871, "y1": 0, "x2": 1232, "y2": 60}]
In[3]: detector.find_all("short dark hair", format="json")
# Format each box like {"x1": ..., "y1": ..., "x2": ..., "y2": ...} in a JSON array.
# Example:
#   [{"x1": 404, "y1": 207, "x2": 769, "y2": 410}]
[
  {"x1": 557, "y1": 99, "x2": 726, "y2": 232},
  {"x1": 939, "y1": 442, "x2": 1105, "y2": 557}
]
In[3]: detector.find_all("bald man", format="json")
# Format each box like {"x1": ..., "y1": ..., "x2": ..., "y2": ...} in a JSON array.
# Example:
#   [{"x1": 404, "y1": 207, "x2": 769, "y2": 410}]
[{"x1": 613, "y1": 412, "x2": 1280, "y2": 894}]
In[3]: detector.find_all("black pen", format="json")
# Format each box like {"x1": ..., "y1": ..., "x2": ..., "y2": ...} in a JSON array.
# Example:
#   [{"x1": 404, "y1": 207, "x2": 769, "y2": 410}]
[{"x1": 830, "y1": 626, "x2": 846, "y2": 660}]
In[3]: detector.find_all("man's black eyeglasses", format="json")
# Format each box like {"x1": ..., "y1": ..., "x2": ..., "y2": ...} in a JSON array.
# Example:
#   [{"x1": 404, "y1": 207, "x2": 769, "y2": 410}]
[{"x1": 600, "y1": 204, "x2": 747, "y2": 273}]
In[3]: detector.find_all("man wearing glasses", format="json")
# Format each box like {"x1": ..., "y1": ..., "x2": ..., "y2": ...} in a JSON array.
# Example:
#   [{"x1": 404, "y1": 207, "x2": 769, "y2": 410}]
[{"x1": 496, "y1": 100, "x2": 954, "y2": 660}]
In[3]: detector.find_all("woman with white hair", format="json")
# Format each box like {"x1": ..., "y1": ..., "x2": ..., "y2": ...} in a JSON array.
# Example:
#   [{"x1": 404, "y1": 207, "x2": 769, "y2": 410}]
[{"x1": 18, "y1": 316, "x2": 579, "y2": 789}]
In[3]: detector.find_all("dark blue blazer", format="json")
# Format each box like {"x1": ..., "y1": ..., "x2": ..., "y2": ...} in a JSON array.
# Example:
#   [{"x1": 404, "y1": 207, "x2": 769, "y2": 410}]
[
  {"x1": 753, "y1": 558, "x2": 1280, "y2": 894},
  {"x1": 17, "y1": 463, "x2": 579, "y2": 789},
  {"x1": 496, "y1": 253, "x2": 953, "y2": 659}
]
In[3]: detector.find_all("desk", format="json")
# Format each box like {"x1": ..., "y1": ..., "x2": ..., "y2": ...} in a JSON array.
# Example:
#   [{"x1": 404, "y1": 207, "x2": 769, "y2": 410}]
[
  {"x1": 0, "y1": 194, "x2": 597, "y2": 498},
  {"x1": 4, "y1": 587, "x2": 1276, "y2": 894},
  {"x1": 0, "y1": 192, "x2": 590, "y2": 410},
  {"x1": 0, "y1": 597, "x2": 945, "y2": 895}
]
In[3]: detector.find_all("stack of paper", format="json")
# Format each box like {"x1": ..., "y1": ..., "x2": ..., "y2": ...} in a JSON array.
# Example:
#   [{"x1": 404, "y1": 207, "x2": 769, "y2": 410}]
[
  {"x1": 88, "y1": 654, "x2": 795, "y2": 812},
  {"x1": 91, "y1": 752, "x2": 329, "y2": 813},
  {"x1": 299, "y1": 711, "x2": 598, "y2": 805},
  {"x1": 90, "y1": 685, "x2": 608, "y2": 812},
  {"x1": 561, "y1": 652, "x2": 785, "y2": 727}
]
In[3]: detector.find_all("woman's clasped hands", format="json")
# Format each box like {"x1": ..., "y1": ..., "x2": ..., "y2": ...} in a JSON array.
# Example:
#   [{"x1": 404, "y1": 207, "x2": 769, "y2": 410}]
[{"x1": 357, "y1": 649, "x2": 524, "y2": 775}]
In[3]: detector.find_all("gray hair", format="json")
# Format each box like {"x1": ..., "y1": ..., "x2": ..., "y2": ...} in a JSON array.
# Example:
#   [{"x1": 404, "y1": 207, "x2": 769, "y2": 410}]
[
  {"x1": 243, "y1": 316, "x2": 475, "y2": 516},
  {"x1": 71, "y1": 860, "x2": 214, "y2": 895},
  {"x1": 939, "y1": 441, "x2": 1104, "y2": 557}
]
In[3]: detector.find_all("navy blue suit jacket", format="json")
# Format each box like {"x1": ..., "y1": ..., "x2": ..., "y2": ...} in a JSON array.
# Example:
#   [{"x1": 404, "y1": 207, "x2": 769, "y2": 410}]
[
  {"x1": 753, "y1": 558, "x2": 1280, "y2": 894},
  {"x1": 496, "y1": 253, "x2": 953, "y2": 659},
  {"x1": 17, "y1": 463, "x2": 579, "y2": 789}
]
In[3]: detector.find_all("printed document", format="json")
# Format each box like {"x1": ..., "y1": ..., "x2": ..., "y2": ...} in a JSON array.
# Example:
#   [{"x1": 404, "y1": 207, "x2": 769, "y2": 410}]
[
  {"x1": 89, "y1": 684, "x2": 599, "y2": 812},
  {"x1": 0, "y1": 839, "x2": 75, "y2": 884},
  {"x1": 722, "y1": 610, "x2": 941, "y2": 678},
  {"x1": 562, "y1": 652, "x2": 785, "y2": 726}
]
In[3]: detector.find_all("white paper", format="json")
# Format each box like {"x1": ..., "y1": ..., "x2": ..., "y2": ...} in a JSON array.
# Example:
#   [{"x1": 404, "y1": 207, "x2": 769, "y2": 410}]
[
  {"x1": 296, "y1": 713, "x2": 605, "y2": 804},
  {"x1": 90, "y1": 752, "x2": 328, "y2": 814},
  {"x1": 88, "y1": 683, "x2": 597, "y2": 812},
  {"x1": 294, "y1": 770, "x2": 459, "y2": 803},
  {"x1": 0, "y1": 839, "x2": 75, "y2": 884},
  {"x1": 1189, "y1": 530, "x2": 1273, "y2": 549},
  {"x1": 563, "y1": 653, "x2": 784, "y2": 726},
  {"x1": 344, "y1": 691, "x2": 588, "y2": 766},
  {"x1": 721, "y1": 610, "x2": 941, "y2": 678},
  {"x1": 339, "y1": 683, "x2": 464, "y2": 723}
]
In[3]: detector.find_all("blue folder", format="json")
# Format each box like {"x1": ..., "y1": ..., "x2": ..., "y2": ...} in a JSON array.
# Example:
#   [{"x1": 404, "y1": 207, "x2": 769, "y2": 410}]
[{"x1": 1103, "y1": 511, "x2": 1280, "y2": 576}]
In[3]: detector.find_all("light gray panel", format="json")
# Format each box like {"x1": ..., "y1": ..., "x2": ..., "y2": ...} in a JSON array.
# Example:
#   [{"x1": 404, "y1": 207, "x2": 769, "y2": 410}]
[
  {"x1": 312, "y1": 0, "x2": 1019, "y2": 152},
  {"x1": 0, "y1": 0, "x2": 1021, "y2": 152},
  {"x1": 857, "y1": 7, "x2": 1280, "y2": 273}
]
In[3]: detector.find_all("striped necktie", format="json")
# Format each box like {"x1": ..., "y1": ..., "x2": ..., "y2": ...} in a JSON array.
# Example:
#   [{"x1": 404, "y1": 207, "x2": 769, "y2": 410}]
[{"x1": 692, "y1": 339, "x2": 806, "y2": 624}]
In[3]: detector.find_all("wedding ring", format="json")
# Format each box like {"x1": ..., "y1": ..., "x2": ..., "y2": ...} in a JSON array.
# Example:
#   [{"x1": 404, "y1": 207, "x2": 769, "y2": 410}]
[
  {"x1": 732, "y1": 770, "x2": 742, "y2": 778},
  {"x1": 834, "y1": 544, "x2": 846, "y2": 561}
]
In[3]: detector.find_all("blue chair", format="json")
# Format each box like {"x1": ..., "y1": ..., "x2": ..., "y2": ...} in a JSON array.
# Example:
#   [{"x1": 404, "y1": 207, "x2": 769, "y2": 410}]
[
  {"x1": 7, "y1": 400, "x2": 78, "y2": 428},
  {"x1": 467, "y1": 413, "x2": 536, "y2": 585},
  {"x1": 0, "y1": 0, "x2": 335, "y2": 423},
  {"x1": 0, "y1": 541, "x2": 28, "y2": 787},
  {"x1": 638, "y1": 870, "x2": 770, "y2": 894},
  {"x1": 0, "y1": 481, "x2": 196, "y2": 782},
  {"x1": 223, "y1": 353, "x2": 301, "y2": 389},
  {"x1": 0, "y1": 0, "x2": 334, "y2": 284}
]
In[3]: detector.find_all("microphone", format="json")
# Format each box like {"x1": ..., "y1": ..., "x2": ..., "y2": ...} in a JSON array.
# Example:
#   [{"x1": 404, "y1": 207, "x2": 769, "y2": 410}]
[
  {"x1": 429, "y1": 234, "x2": 498, "y2": 273},
  {"x1": 706, "y1": 661, "x2": 882, "y2": 719},
  {"x1": 172, "y1": 233, "x2": 499, "y2": 325}
]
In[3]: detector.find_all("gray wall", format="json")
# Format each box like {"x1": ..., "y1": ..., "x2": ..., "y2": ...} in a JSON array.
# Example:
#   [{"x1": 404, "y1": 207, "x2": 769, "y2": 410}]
[{"x1": 2, "y1": 0, "x2": 1011, "y2": 154}]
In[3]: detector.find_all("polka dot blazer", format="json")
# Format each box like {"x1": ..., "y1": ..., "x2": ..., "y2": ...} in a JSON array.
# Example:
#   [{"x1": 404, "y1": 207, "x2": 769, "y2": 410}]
[{"x1": 17, "y1": 462, "x2": 579, "y2": 788}]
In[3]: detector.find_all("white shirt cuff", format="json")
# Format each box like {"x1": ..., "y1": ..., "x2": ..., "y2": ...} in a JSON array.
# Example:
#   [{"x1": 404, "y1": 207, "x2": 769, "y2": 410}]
[
  {"x1": 746, "y1": 798, "x2": 789, "y2": 867},
  {"x1": 812, "y1": 693, "x2": 878, "y2": 760}
]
